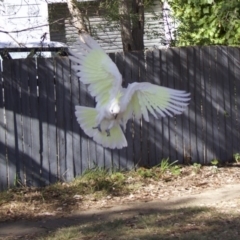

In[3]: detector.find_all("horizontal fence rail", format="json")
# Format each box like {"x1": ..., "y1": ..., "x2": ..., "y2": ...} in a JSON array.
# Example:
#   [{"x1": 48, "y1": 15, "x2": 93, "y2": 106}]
[{"x1": 0, "y1": 46, "x2": 240, "y2": 191}]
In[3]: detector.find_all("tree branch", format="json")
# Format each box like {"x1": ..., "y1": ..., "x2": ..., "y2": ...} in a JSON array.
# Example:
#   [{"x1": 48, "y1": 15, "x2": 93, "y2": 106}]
[
  {"x1": 67, "y1": 0, "x2": 88, "y2": 33},
  {"x1": 0, "y1": 18, "x2": 65, "y2": 34}
]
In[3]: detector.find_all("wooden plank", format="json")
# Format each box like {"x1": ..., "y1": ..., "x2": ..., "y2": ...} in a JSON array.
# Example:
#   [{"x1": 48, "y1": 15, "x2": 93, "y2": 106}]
[
  {"x1": 145, "y1": 50, "x2": 156, "y2": 166},
  {"x1": 209, "y1": 47, "x2": 219, "y2": 161},
  {"x1": 130, "y1": 52, "x2": 142, "y2": 167},
  {"x1": 55, "y1": 58, "x2": 67, "y2": 181},
  {"x1": 187, "y1": 47, "x2": 198, "y2": 163},
  {"x1": 233, "y1": 48, "x2": 240, "y2": 156},
  {"x1": 28, "y1": 59, "x2": 41, "y2": 187},
  {"x1": 193, "y1": 46, "x2": 204, "y2": 163},
  {"x1": 229, "y1": 47, "x2": 240, "y2": 157},
  {"x1": 115, "y1": 52, "x2": 128, "y2": 170},
  {"x1": 0, "y1": 60, "x2": 7, "y2": 191},
  {"x1": 62, "y1": 58, "x2": 74, "y2": 181},
  {"x1": 200, "y1": 47, "x2": 213, "y2": 164},
  {"x1": 172, "y1": 47, "x2": 184, "y2": 164},
  {"x1": 37, "y1": 58, "x2": 50, "y2": 186},
  {"x1": 200, "y1": 46, "x2": 208, "y2": 163},
  {"x1": 152, "y1": 49, "x2": 162, "y2": 165},
  {"x1": 79, "y1": 74, "x2": 89, "y2": 174},
  {"x1": 227, "y1": 48, "x2": 235, "y2": 160},
  {"x1": 55, "y1": 58, "x2": 78, "y2": 179},
  {"x1": 211, "y1": 46, "x2": 220, "y2": 161},
  {"x1": 165, "y1": 48, "x2": 177, "y2": 163},
  {"x1": 202, "y1": 47, "x2": 214, "y2": 164},
  {"x1": 218, "y1": 47, "x2": 232, "y2": 162},
  {"x1": 70, "y1": 59, "x2": 82, "y2": 176},
  {"x1": 160, "y1": 49, "x2": 170, "y2": 160},
  {"x1": 13, "y1": 60, "x2": 23, "y2": 186},
  {"x1": 199, "y1": 47, "x2": 206, "y2": 164},
  {"x1": 45, "y1": 59, "x2": 58, "y2": 183},
  {"x1": 20, "y1": 60, "x2": 32, "y2": 186},
  {"x1": 123, "y1": 52, "x2": 134, "y2": 170},
  {"x1": 3, "y1": 60, "x2": 16, "y2": 188},
  {"x1": 216, "y1": 46, "x2": 228, "y2": 161},
  {"x1": 179, "y1": 48, "x2": 191, "y2": 164},
  {"x1": 138, "y1": 51, "x2": 148, "y2": 167}
]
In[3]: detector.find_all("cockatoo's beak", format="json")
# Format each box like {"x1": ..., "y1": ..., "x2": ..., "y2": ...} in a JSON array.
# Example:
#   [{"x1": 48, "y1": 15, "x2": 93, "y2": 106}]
[{"x1": 114, "y1": 114, "x2": 118, "y2": 119}]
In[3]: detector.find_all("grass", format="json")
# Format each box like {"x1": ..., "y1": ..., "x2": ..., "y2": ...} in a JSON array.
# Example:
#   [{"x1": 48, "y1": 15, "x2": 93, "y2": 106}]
[
  {"x1": 0, "y1": 159, "x2": 181, "y2": 212},
  {"x1": 37, "y1": 207, "x2": 240, "y2": 240},
  {"x1": 1, "y1": 160, "x2": 240, "y2": 239}
]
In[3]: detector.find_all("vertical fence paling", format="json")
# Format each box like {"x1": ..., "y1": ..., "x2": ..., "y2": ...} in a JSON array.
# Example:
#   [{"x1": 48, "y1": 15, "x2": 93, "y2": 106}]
[
  {"x1": 0, "y1": 60, "x2": 6, "y2": 190},
  {"x1": 3, "y1": 61, "x2": 17, "y2": 188},
  {"x1": 115, "y1": 52, "x2": 128, "y2": 169},
  {"x1": 1, "y1": 46, "x2": 240, "y2": 191},
  {"x1": 20, "y1": 60, "x2": 31, "y2": 186},
  {"x1": 179, "y1": 47, "x2": 190, "y2": 164},
  {"x1": 146, "y1": 51, "x2": 156, "y2": 164},
  {"x1": 234, "y1": 48, "x2": 240, "y2": 157},
  {"x1": 70, "y1": 58, "x2": 82, "y2": 176}
]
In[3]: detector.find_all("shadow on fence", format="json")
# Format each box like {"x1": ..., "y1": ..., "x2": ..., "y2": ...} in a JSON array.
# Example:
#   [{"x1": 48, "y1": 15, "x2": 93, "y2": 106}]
[{"x1": 0, "y1": 46, "x2": 240, "y2": 191}]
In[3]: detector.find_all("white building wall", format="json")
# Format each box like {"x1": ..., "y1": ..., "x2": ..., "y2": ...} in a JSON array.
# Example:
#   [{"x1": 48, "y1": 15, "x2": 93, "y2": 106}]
[{"x1": 0, "y1": 0, "x2": 49, "y2": 45}]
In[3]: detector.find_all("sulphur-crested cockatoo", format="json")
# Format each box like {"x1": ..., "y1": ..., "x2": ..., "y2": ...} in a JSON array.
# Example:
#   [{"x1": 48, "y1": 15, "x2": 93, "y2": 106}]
[{"x1": 69, "y1": 34, "x2": 190, "y2": 149}]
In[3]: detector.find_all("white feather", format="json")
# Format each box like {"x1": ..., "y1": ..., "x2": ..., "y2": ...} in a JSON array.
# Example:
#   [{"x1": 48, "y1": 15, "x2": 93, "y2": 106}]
[{"x1": 70, "y1": 34, "x2": 190, "y2": 149}]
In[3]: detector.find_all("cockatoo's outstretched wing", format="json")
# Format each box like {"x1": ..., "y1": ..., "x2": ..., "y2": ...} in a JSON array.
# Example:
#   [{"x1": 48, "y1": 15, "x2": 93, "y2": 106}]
[
  {"x1": 75, "y1": 106, "x2": 127, "y2": 149},
  {"x1": 121, "y1": 82, "x2": 190, "y2": 129},
  {"x1": 69, "y1": 34, "x2": 122, "y2": 108}
]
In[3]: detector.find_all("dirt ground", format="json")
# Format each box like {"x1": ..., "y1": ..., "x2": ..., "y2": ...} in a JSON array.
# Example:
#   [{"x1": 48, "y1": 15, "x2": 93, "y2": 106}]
[
  {"x1": 0, "y1": 165, "x2": 240, "y2": 240},
  {"x1": 1, "y1": 182, "x2": 240, "y2": 239}
]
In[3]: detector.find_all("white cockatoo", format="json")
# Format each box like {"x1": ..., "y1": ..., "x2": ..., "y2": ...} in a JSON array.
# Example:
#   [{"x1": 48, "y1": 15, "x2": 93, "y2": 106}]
[{"x1": 69, "y1": 34, "x2": 190, "y2": 149}]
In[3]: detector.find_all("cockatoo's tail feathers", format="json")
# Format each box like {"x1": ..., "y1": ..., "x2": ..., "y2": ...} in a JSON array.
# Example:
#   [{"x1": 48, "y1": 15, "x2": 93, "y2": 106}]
[
  {"x1": 69, "y1": 34, "x2": 122, "y2": 107},
  {"x1": 121, "y1": 82, "x2": 190, "y2": 126},
  {"x1": 75, "y1": 106, "x2": 127, "y2": 149},
  {"x1": 93, "y1": 124, "x2": 127, "y2": 149}
]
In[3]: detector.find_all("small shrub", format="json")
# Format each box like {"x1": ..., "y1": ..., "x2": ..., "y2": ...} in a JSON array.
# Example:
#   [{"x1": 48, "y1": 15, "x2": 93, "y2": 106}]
[
  {"x1": 157, "y1": 158, "x2": 179, "y2": 173},
  {"x1": 192, "y1": 163, "x2": 202, "y2": 174},
  {"x1": 233, "y1": 153, "x2": 240, "y2": 163}
]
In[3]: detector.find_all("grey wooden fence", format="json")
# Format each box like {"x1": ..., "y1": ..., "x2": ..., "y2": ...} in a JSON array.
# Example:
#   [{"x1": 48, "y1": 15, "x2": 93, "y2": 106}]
[{"x1": 0, "y1": 46, "x2": 240, "y2": 191}]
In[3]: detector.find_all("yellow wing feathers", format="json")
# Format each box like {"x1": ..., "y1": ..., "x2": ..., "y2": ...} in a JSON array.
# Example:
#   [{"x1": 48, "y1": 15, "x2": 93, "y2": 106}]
[
  {"x1": 123, "y1": 83, "x2": 190, "y2": 124},
  {"x1": 70, "y1": 34, "x2": 190, "y2": 149}
]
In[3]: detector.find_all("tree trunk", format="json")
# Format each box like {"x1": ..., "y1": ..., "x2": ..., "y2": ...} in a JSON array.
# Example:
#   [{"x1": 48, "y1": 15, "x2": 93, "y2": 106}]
[
  {"x1": 132, "y1": 0, "x2": 144, "y2": 51},
  {"x1": 119, "y1": 0, "x2": 134, "y2": 52},
  {"x1": 119, "y1": 0, "x2": 144, "y2": 52},
  {"x1": 67, "y1": 0, "x2": 88, "y2": 34}
]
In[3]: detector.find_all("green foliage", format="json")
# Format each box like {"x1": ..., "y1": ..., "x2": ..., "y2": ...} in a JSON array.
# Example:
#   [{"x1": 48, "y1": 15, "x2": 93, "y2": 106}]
[
  {"x1": 76, "y1": 0, "x2": 159, "y2": 39},
  {"x1": 157, "y1": 158, "x2": 179, "y2": 173},
  {"x1": 211, "y1": 159, "x2": 219, "y2": 166},
  {"x1": 137, "y1": 168, "x2": 154, "y2": 178},
  {"x1": 137, "y1": 158, "x2": 181, "y2": 179},
  {"x1": 80, "y1": 166, "x2": 126, "y2": 193},
  {"x1": 233, "y1": 153, "x2": 240, "y2": 163},
  {"x1": 192, "y1": 163, "x2": 202, "y2": 173},
  {"x1": 210, "y1": 158, "x2": 219, "y2": 173},
  {"x1": 168, "y1": 0, "x2": 240, "y2": 46}
]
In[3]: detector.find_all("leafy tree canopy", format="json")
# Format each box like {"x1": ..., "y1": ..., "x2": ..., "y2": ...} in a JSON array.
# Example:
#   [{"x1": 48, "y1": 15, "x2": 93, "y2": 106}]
[{"x1": 168, "y1": 0, "x2": 240, "y2": 46}]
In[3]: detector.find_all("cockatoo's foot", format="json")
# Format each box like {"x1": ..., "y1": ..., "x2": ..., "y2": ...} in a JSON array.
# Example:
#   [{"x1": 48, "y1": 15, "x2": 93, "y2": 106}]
[
  {"x1": 92, "y1": 124, "x2": 102, "y2": 132},
  {"x1": 106, "y1": 129, "x2": 110, "y2": 137}
]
